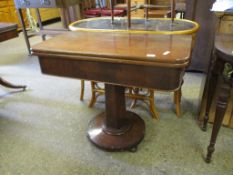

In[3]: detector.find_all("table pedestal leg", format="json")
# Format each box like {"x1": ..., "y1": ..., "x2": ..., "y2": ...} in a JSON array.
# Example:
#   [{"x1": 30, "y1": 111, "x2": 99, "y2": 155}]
[{"x1": 87, "y1": 84, "x2": 145, "y2": 151}]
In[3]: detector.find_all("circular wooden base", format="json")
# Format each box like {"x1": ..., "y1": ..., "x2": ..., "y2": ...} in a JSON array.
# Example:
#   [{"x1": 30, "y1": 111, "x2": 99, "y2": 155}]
[{"x1": 87, "y1": 111, "x2": 145, "y2": 151}]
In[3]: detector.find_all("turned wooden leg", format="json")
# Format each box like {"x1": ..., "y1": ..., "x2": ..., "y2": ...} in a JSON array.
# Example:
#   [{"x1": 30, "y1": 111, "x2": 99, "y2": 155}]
[
  {"x1": 0, "y1": 77, "x2": 26, "y2": 90},
  {"x1": 202, "y1": 74, "x2": 217, "y2": 131},
  {"x1": 80, "y1": 80, "x2": 85, "y2": 101},
  {"x1": 174, "y1": 88, "x2": 182, "y2": 117},
  {"x1": 202, "y1": 58, "x2": 223, "y2": 131},
  {"x1": 149, "y1": 90, "x2": 159, "y2": 120},
  {"x1": 88, "y1": 81, "x2": 97, "y2": 107},
  {"x1": 206, "y1": 76, "x2": 232, "y2": 163}
]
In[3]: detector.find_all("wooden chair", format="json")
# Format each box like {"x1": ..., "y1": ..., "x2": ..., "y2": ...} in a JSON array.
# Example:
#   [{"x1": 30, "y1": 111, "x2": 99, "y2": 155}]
[{"x1": 80, "y1": 80, "x2": 182, "y2": 119}]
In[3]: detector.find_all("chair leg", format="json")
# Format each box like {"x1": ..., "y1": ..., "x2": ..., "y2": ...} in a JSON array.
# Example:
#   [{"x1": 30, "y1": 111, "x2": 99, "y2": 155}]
[
  {"x1": 80, "y1": 80, "x2": 85, "y2": 101},
  {"x1": 88, "y1": 81, "x2": 97, "y2": 107},
  {"x1": 174, "y1": 87, "x2": 182, "y2": 117},
  {"x1": 129, "y1": 87, "x2": 139, "y2": 109},
  {"x1": 130, "y1": 99, "x2": 137, "y2": 109},
  {"x1": 149, "y1": 90, "x2": 159, "y2": 120}
]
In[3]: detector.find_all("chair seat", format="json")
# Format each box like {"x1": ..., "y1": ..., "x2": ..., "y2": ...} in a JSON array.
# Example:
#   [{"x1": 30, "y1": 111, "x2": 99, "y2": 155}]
[
  {"x1": 84, "y1": 9, "x2": 101, "y2": 17},
  {"x1": 101, "y1": 9, "x2": 126, "y2": 16},
  {"x1": 114, "y1": 3, "x2": 137, "y2": 9},
  {"x1": 84, "y1": 8, "x2": 126, "y2": 18}
]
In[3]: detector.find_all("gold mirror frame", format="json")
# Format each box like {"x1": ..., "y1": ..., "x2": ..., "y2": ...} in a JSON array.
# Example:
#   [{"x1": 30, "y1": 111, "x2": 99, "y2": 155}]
[{"x1": 69, "y1": 17, "x2": 199, "y2": 35}]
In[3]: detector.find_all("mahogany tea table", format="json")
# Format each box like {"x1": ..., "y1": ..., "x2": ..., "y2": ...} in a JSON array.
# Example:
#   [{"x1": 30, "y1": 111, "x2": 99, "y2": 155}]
[{"x1": 32, "y1": 31, "x2": 193, "y2": 151}]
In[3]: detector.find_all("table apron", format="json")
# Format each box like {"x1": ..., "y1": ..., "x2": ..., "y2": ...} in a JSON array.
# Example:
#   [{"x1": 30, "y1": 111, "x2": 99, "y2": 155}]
[{"x1": 39, "y1": 56, "x2": 185, "y2": 91}]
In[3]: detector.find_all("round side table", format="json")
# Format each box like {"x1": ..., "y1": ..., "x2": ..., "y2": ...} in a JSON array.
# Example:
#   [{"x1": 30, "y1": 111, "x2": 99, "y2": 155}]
[{"x1": 202, "y1": 34, "x2": 233, "y2": 163}]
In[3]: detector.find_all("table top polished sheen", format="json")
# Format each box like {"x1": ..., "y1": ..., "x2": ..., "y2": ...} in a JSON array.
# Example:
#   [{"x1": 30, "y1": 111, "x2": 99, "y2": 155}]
[{"x1": 32, "y1": 31, "x2": 192, "y2": 67}]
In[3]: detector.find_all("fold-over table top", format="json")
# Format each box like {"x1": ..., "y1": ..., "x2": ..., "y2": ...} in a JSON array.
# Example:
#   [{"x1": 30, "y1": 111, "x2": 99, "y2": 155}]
[{"x1": 32, "y1": 31, "x2": 192, "y2": 68}]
